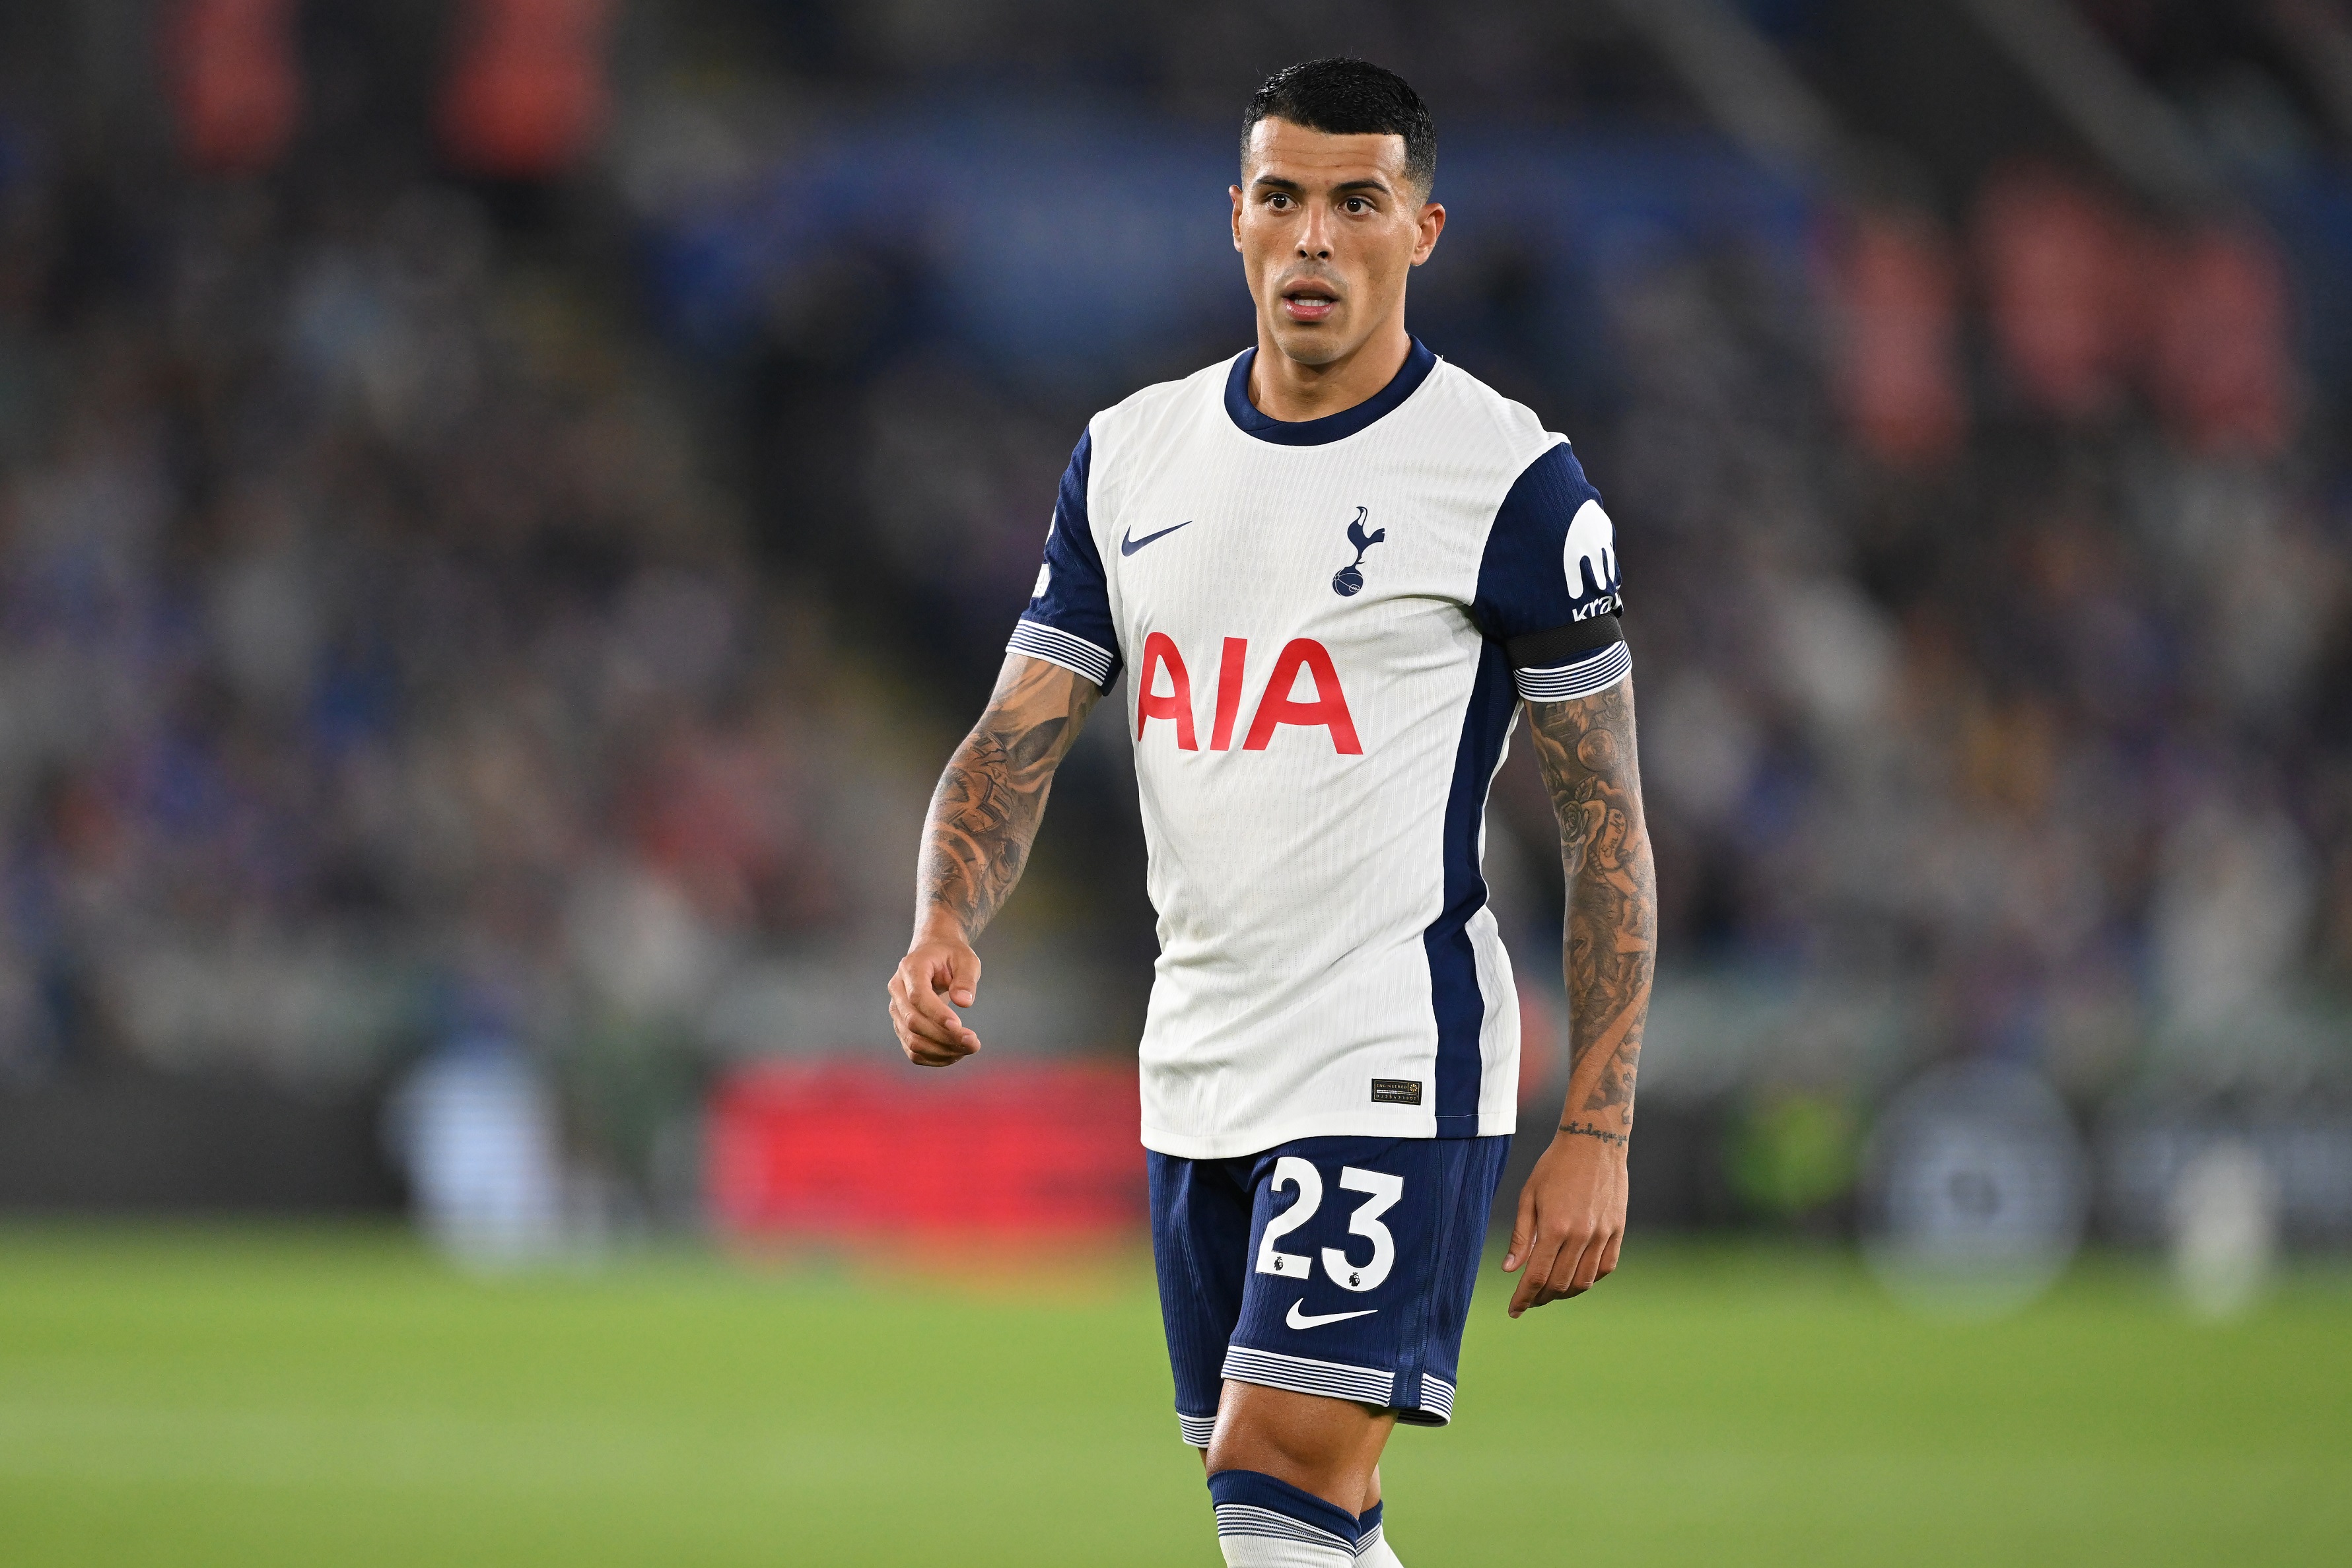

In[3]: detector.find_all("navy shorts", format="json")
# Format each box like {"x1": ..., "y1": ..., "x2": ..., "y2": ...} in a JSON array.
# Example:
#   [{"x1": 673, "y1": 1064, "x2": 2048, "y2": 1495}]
[{"x1": 1148, "y1": 1134, "x2": 1512, "y2": 1446}]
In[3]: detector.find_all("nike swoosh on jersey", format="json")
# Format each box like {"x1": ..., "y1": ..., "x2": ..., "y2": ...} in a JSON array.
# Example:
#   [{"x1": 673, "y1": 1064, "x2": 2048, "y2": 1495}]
[
  {"x1": 1119, "y1": 520, "x2": 1191, "y2": 556},
  {"x1": 1285, "y1": 1300, "x2": 1379, "y2": 1330}
]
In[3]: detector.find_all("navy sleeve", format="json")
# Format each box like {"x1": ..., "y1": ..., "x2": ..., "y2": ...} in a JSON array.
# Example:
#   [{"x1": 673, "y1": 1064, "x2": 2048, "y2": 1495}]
[
  {"x1": 1004, "y1": 428, "x2": 1122, "y2": 691},
  {"x1": 1471, "y1": 442, "x2": 1630, "y2": 702}
]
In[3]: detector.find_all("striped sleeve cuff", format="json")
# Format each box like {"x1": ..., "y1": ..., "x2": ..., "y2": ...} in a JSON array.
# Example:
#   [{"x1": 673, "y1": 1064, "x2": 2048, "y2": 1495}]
[
  {"x1": 1513, "y1": 640, "x2": 1630, "y2": 702},
  {"x1": 1006, "y1": 617, "x2": 1117, "y2": 689}
]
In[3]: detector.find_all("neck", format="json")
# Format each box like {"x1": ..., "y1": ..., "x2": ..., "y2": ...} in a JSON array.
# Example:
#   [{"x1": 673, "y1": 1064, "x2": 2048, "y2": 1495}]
[{"x1": 1248, "y1": 318, "x2": 1414, "y2": 423}]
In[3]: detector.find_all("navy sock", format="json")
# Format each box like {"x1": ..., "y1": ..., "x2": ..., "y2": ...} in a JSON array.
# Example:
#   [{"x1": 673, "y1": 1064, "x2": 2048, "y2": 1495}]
[{"x1": 1356, "y1": 1499, "x2": 1404, "y2": 1562}]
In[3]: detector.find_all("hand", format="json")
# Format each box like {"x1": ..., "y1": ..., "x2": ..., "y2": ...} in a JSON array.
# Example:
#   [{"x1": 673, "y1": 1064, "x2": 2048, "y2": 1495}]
[
  {"x1": 1501, "y1": 1126, "x2": 1628, "y2": 1316},
  {"x1": 887, "y1": 928, "x2": 984, "y2": 1066}
]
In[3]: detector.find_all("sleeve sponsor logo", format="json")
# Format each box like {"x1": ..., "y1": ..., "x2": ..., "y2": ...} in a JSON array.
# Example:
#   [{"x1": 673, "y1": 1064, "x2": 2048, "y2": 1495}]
[{"x1": 1564, "y1": 498, "x2": 1619, "y2": 602}]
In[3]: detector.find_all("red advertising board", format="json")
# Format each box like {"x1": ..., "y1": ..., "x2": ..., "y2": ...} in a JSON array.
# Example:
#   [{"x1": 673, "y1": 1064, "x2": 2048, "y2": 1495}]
[{"x1": 707, "y1": 1058, "x2": 1145, "y2": 1241}]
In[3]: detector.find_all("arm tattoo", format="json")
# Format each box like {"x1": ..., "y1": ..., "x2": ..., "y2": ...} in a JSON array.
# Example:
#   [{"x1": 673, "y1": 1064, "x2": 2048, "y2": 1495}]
[
  {"x1": 915, "y1": 655, "x2": 1102, "y2": 939},
  {"x1": 1525, "y1": 675, "x2": 1656, "y2": 1143}
]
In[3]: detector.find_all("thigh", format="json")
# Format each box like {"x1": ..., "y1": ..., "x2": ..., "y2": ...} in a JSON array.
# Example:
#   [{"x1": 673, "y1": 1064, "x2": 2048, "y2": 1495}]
[{"x1": 1148, "y1": 1150, "x2": 1253, "y2": 1446}]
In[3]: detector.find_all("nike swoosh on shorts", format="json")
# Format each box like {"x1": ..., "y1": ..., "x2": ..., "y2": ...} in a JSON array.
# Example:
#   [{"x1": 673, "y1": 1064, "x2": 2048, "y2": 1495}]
[
  {"x1": 1119, "y1": 521, "x2": 1191, "y2": 555},
  {"x1": 1285, "y1": 1299, "x2": 1379, "y2": 1330}
]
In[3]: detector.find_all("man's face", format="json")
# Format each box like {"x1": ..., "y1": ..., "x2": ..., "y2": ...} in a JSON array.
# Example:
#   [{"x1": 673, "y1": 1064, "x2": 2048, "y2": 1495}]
[{"x1": 1231, "y1": 118, "x2": 1444, "y2": 368}]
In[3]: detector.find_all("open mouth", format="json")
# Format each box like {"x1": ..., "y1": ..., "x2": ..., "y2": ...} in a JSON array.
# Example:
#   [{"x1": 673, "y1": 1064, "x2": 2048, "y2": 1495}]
[{"x1": 1280, "y1": 287, "x2": 1338, "y2": 323}]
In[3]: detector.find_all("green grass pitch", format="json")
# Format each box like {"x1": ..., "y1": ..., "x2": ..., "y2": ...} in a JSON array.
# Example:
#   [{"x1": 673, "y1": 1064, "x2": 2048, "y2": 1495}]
[{"x1": 0, "y1": 1225, "x2": 2344, "y2": 1565}]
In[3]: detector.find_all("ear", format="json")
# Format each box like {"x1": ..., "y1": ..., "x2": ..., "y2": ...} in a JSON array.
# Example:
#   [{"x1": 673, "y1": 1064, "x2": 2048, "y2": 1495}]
[
  {"x1": 1230, "y1": 185, "x2": 1245, "y2": 252},
  {"x1": 1411, "y1": 201, "x2": 1447, "y2": 267}
]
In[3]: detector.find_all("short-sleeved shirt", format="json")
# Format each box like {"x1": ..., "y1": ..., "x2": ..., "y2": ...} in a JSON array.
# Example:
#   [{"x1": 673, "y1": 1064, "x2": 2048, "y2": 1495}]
[{"x1": 1008, "y1": 340, "x2": 1628, "y2": 1159}]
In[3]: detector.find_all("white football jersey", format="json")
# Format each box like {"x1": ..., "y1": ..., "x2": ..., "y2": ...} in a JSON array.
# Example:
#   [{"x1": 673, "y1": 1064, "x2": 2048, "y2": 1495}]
[{"x1": 1008, "y1": 341, "x2": 1628, "y2": 1159}]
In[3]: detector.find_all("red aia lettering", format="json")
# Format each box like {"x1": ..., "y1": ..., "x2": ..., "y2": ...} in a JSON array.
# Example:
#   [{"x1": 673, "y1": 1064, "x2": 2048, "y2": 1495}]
[
  {"x1": 1135, "y1": 631, "x2": 1198, "y2": 749},
  {"x1": 1137, "y1": 634, "x2": 1361, "y2": 755},
  {"x1": 1210, "y1": 636, "x2": 1248, "y2": 751},
  {"x1": 1242, "y1": 638, "x2": 1362, "y2": 755}
]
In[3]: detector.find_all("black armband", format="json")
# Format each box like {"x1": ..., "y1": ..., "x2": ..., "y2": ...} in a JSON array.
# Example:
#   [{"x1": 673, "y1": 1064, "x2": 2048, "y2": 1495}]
[{"x1": 1504, "y1": 609, "x2": 1623, "y2": 671}]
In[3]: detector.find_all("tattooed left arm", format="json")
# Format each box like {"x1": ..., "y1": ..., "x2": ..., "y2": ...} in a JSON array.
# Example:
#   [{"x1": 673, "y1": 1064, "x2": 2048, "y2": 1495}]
[{"x1": 1501, "y1": 672, "x2": 1657, "y2": 1316}]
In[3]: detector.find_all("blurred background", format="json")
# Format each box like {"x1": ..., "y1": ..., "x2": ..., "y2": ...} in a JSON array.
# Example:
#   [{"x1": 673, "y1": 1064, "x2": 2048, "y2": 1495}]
[{"x1": 0, "y1": 3, "x2": 2347, "y2": 1563}]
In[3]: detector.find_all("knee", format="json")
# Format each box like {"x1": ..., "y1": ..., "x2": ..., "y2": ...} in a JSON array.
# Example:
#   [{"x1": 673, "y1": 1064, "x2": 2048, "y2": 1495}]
[
  {"x1": 1204, "y1": 1384, "x2": 1389, "y2": 1511},
  {"x1": 1203, "y1": 1415, "x2": 1331, "y2": 1485}
]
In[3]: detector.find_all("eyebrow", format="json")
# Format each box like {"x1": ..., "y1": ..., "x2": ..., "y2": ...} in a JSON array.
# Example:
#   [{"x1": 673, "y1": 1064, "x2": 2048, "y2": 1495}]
[{"x1": 1249, "y1": 174, "x2": 1396, "y2": 197}]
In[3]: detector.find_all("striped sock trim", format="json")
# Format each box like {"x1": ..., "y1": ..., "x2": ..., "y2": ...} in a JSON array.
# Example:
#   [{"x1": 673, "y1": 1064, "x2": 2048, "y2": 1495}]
[
  {"x1": 1353, "y1": 1501, "x2": 1385, "y2": 1557},
  {"x1": 1006, "y1": 619, "x2": 1116, "y2": 687},
  {"x1": 1208, "y1": 1470, "x2": 1360, "y2": 1555},
  {"x1": 1513, "y1": 640, "x2": 1630, "y2": 702},
  {"x1": 1215, "y1": 1503, "x2": 1354, "y2": 1550},
  {"x1": 1178, "y1": 1410, "x2": 1218, "y2": 1447},
  {"x1": 1222, "y1": 1345, "x2": 1396, "y2": 1408}
]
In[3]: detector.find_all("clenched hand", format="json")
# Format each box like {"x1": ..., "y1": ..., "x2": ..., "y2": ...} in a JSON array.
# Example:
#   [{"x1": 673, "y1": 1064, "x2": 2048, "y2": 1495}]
[{"x1": 887, "y1": 928, "x2": 984, "y2": 1066}]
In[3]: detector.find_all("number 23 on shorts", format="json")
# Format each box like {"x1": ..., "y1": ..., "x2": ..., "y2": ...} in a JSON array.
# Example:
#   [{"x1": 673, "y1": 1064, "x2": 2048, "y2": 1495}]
[{"x1": 1253, "y1": 1156, "x2": 1405, "y2": 1292}]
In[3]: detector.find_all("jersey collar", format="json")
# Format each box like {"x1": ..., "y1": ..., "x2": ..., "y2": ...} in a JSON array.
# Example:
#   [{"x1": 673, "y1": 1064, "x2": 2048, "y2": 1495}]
[{"x1": 1224, "y1": 337, "x2": 1437, "y2": 446}]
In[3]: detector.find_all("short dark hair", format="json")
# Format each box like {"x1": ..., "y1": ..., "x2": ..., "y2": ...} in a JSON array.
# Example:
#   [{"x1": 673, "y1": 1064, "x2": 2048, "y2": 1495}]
[{"x1": 1241, "y1": 58, "x2": 1435, "y2": 196}]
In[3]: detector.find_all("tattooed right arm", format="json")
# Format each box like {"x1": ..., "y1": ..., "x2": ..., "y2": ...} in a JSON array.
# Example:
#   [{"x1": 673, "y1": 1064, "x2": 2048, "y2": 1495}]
[
  {"x1": 889, "y1": 654, "x2": 1102, "y2": 1066},
  {"x1": 915, "y1": 654, "x2": 1102, "y2": 941}
]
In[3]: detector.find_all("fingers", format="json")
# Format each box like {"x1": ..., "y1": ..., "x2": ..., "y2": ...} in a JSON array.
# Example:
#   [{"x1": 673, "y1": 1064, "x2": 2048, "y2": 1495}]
[
  {"x1": 1519, "y1": 1231, "x2": 1585, "y2": 1314},
  {"x1": 1507, "y1": 1219, "x2": 1626, "y2": 1314},
  {"x1": 894, "y1": 1003, "x2": 975, "y2": 1064},
  {"x1": 1547, "y1": 1225, "x2": 1622, "y2": 1305},
  {"x1": 1506, "y1": 1221, "x2": 1567, "y2": 1318},
  {"x1": 890, "y1": 994, "x2": 975, "y2": 1065},
  {"x1": 944, "y1": 946, "x2": 981, "y2": 1010},
  {"x1": 1563, "y1": 1230, "x2": 1605, "y2": 1296},
  {"x1": 896, "y1": 981, "x2": 972, "y2": 1053},
  {"x1": 1502, "y1": 1182, "x2": 1538, "y2": 1274}
]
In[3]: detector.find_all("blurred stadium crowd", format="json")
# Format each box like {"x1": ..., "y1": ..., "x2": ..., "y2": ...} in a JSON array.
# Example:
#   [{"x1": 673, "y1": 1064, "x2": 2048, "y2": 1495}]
[
  {"x1": 0, "y1": 7, "x2": 922, "y2": 1198},
  {"x1": 0, "y1": 1, "x2": 2348, "y2": 1232}
]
